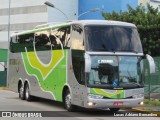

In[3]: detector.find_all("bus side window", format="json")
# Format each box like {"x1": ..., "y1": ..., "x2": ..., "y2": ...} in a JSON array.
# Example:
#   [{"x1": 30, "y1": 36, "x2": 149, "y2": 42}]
[
  {"x1": 10, "y1": 34, "x2": 34, "y2": 53},
  {"x1": 49, "y1": 34, "x2": 59, "y2": 49},
  {"x1": 71, "y1": 24, "x2": 85, "y2": 85},
  {"x1": 71, "y1": 24, "x2": 84, "y2": 50},
  {"x1": 34, "y1": 30, "x2": 51, "y2": 51},
  {"x1": 10, "y1": 36, "x2": 16, "y2": 53},
  {"x1": 51, "y1": 26, "x2": 71, "y2": 49},
  {"x1": 72, "y1": 51, "x2": 85, "y2": 85},
  {"x1": 19, "y1": 34, "x2": 34, "y2": 52},
  {"x1": 64, "y1": 27, "x2": 71, "y2": 48}
]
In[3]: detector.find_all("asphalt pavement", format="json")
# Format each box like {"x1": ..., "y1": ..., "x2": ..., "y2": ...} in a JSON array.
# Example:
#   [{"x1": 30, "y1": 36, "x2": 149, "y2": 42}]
[{"x1": 0, "y1": 90, "x2": 159, "y2": 120}]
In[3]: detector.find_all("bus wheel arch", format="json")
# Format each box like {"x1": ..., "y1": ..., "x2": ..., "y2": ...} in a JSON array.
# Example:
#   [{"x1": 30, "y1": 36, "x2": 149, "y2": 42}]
[{"x1": 62, "y1": 86, "x2": 69, "y2": 103}]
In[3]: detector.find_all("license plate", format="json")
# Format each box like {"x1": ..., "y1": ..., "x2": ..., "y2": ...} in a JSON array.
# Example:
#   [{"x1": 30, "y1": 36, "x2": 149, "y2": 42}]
[{"x1": 114, "y1": 102, "x2": 123, "y2": 106}]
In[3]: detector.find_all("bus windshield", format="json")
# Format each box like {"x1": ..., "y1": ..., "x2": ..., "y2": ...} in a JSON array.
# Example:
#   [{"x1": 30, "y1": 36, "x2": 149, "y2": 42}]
[
  {"x1": 85, "y1": 25, "x2": 143, "y2": 53},
  {"x1": 87, "y1": 56, "x2": 144, "y2": 89}
]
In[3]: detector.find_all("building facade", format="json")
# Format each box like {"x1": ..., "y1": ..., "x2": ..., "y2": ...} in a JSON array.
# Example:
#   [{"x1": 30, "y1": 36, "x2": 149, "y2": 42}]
[
  {"x1": 0, "y1": 0, "x2": 46, "y2": 47},
  {"x1": 0, "y1": 0, "x2": 78, "y2": 86}
]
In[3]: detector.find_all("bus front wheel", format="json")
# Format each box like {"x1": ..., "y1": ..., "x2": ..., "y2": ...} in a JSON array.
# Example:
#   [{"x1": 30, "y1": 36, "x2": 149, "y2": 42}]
[{"x1": 64, "y1": 90, "x2": 75, "y2": 112}]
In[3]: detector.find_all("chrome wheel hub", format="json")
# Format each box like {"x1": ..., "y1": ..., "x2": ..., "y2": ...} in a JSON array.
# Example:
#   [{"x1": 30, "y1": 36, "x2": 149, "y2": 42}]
[
  {"x1": 25, "y1": 87, "x2": 29, "y2": 99},
  {"x1": 65, "y1": 93, "x2": 71, "y2": 109}
]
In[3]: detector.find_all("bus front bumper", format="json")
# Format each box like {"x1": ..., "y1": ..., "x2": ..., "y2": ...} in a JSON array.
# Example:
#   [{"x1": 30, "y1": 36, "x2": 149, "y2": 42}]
[{"x1": 85, "y1": 98, "x2": 144, "y2": 109}]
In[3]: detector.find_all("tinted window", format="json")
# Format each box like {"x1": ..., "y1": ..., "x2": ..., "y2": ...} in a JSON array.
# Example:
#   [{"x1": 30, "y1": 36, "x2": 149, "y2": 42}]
[
  {"x1": 71, "y1": 24, "x2": 85, "y2": 85},
  {"x1": 71, "y1": 24, "x2": 84, "y2": 50},
  {"x1": 34, "y1": 30, "x2": 51, "y2": 51},
  {"x1": 87, "y1": 56, "x2": 144, "y2": 89},
  {"x1": 85, "y1": 26, "x2": 143, "y2": 53},
  {"x1": 50, "y1": 26, "x2": 71, "y2": 49},
  {"x1": 72, "y1": 50, "x2": 85, "y2": 85},
  {"x1": 10, "y1": 33, "x2": 34, "y2": 53},
  {"x1": 10, "y1": 26, "x2": 71, "y2": 53}
]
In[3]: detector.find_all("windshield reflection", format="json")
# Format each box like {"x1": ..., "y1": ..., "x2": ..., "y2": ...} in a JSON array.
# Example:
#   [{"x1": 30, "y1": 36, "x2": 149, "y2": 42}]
[
  {"x1": 85, "y1": 26, "x2": 143, "y2": 53},
  {"x1": 87, "y1": 56, "x2": 143, "y2": 89},
  {"x1": 119, "y1": 56, "x2": 143, "y2": 87}
]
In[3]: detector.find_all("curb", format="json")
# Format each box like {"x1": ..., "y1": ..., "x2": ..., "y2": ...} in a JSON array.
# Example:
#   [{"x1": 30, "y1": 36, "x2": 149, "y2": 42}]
[
  {"x1": 129, "y1": 108, "x2": 160, "y2": 117},
  {"x1": 0, "y1": 87, "x2": 11, "y2": 90}
]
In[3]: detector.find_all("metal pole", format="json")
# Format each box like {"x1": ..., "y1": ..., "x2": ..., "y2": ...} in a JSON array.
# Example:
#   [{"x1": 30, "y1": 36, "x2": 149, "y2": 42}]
[
  {"x1": 8, "y1": 0, "x2": 11, "y2": 42},
  {"x1": 149, "y1": 72, "x2": 151, "y2": 100},
  {"x1": 78, "y1": 11, "x2": 90, "y2": 19},
  {"x1": 78, "y1": 8, "x2": 100, "y2": 20},
  {"x1": 7, "y1": 0, "x2": 11, "y2": 87}
]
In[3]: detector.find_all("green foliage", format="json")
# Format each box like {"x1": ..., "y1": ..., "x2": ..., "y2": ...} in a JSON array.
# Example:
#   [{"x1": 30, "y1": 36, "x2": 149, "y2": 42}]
[
  {"x1": 144, "y1": 99, "x2": 160, "y2": 106},
  {"x1": 102, "y1": 4, "x2": 160, "y2": 56}
]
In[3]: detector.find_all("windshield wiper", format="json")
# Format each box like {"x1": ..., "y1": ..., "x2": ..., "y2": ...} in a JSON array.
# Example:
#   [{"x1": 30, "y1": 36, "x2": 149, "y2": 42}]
[
  {"x1": 118, "y1": 50, "x2": 138, "y2": 54},
  {"x1": 95, "y1": 48, "x2": 108, "y2": 51},
  {"x1": 95, "y1": 48, "x2": 116, "y2": 53},
  {"x1": 126, "y1": 82, "x2": 141, "y2": 87}
]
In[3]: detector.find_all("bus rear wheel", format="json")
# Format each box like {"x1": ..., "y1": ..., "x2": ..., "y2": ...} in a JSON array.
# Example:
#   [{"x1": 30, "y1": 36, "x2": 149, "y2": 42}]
[
  {"x1": 64, "y1": 90, "x2": 75, "y2": 112},
  {"x1": 19, "y1": 84, "x2": 25, "y2": 100},
  {"x1": 24, "y1": 83, "x2": 32, "y2": 101}
]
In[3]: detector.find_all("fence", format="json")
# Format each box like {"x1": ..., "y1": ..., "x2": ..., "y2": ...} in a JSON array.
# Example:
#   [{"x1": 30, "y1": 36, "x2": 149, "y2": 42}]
[
  {"x1": 0, "y1": 71, "x2": 7, "y2": 87},
  {"x1": 0, "y1": 49, "x2": 7, "y2": 87},
  {"x1": 144, "y1": 56, "x2": 160, "y2": 100}
]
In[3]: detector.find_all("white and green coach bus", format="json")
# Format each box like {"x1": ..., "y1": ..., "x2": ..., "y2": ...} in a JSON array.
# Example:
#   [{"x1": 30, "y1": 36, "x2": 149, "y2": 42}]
[{"x1": 8, "y1": 20, "x2": 155, "y2": 112}]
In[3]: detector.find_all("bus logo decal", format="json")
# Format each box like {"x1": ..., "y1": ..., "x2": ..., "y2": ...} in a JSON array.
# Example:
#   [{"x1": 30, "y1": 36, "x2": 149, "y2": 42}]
[
  {"x1": 22, "y1": 37, "x2": 64, "y2": 80},
  {"x1": 91, "y1": 88, "x2": 125, "y2": 99},
  {"x1": 112, "y1": 81, "x2": 118, "y2": 87}
]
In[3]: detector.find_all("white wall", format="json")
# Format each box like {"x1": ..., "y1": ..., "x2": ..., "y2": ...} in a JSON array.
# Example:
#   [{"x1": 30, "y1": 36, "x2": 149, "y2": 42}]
[
  {"x1": 0, "y1": 0, "x2": 46, "y2": 9},
  {"x1": 0, "y1": 32, "x2": 8, "y2": 42},
  {"x1": 0, "y1": 0, "x2": 48, "y2": 46},
  {"x1": 0, "y1": 62, "x2": 5, "y2": 71},
  {"x1": 0, "y1": 13, "x2": 47, "y2": 25}
]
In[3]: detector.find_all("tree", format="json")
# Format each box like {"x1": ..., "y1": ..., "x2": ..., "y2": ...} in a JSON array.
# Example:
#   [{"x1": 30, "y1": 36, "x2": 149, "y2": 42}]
[{"x1": 102, "y1": 4, "x2": 160, "y2": 56}]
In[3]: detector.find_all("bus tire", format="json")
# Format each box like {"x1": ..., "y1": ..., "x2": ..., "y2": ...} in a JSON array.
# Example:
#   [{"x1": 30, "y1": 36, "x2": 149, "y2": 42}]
[
  {"x1": 24, "y1": 83, "x2": 32, "y2": 101},
  {"x1": 19, "y1": 84, "x2": 25, "y2": 100},
  {"x1": 109, "y1": 108, "x2": 120, "y2": 113},
  {"x1": 64, "y1": 89, "x2": 75, "y2": 112}
]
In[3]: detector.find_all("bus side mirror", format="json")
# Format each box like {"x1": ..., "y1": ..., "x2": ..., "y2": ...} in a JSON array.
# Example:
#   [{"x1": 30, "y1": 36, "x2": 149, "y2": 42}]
[
  {"x1": 146, "y1": 54, "x2": 156, "y2": 74},
  {"x1": 84, "y1": 53, "x2": 91, "y2": 72}
]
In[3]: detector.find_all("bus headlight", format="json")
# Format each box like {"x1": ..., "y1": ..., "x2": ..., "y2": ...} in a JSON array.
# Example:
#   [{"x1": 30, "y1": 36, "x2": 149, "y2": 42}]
[
  {"x1": 88, "y1": 94, "x2": 103, "y2": 99},
  {"x1": 139, "y1": 101, "x2": 144, "y2": 105},
  {"x1": 88, "y1": 102, "x2": 94, "y2": 106},
  {"x1": 132, "y1": 94, "x2": 144, "y2": 98}
]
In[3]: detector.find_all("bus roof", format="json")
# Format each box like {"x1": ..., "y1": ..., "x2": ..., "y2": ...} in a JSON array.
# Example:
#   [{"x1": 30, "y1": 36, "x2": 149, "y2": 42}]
[
  {"x1": 71, "y1": 20, "x2": 136, "y2": 27},
  {"x1": 11, "y1": 20, "x2": 136, "y2": 37}
]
